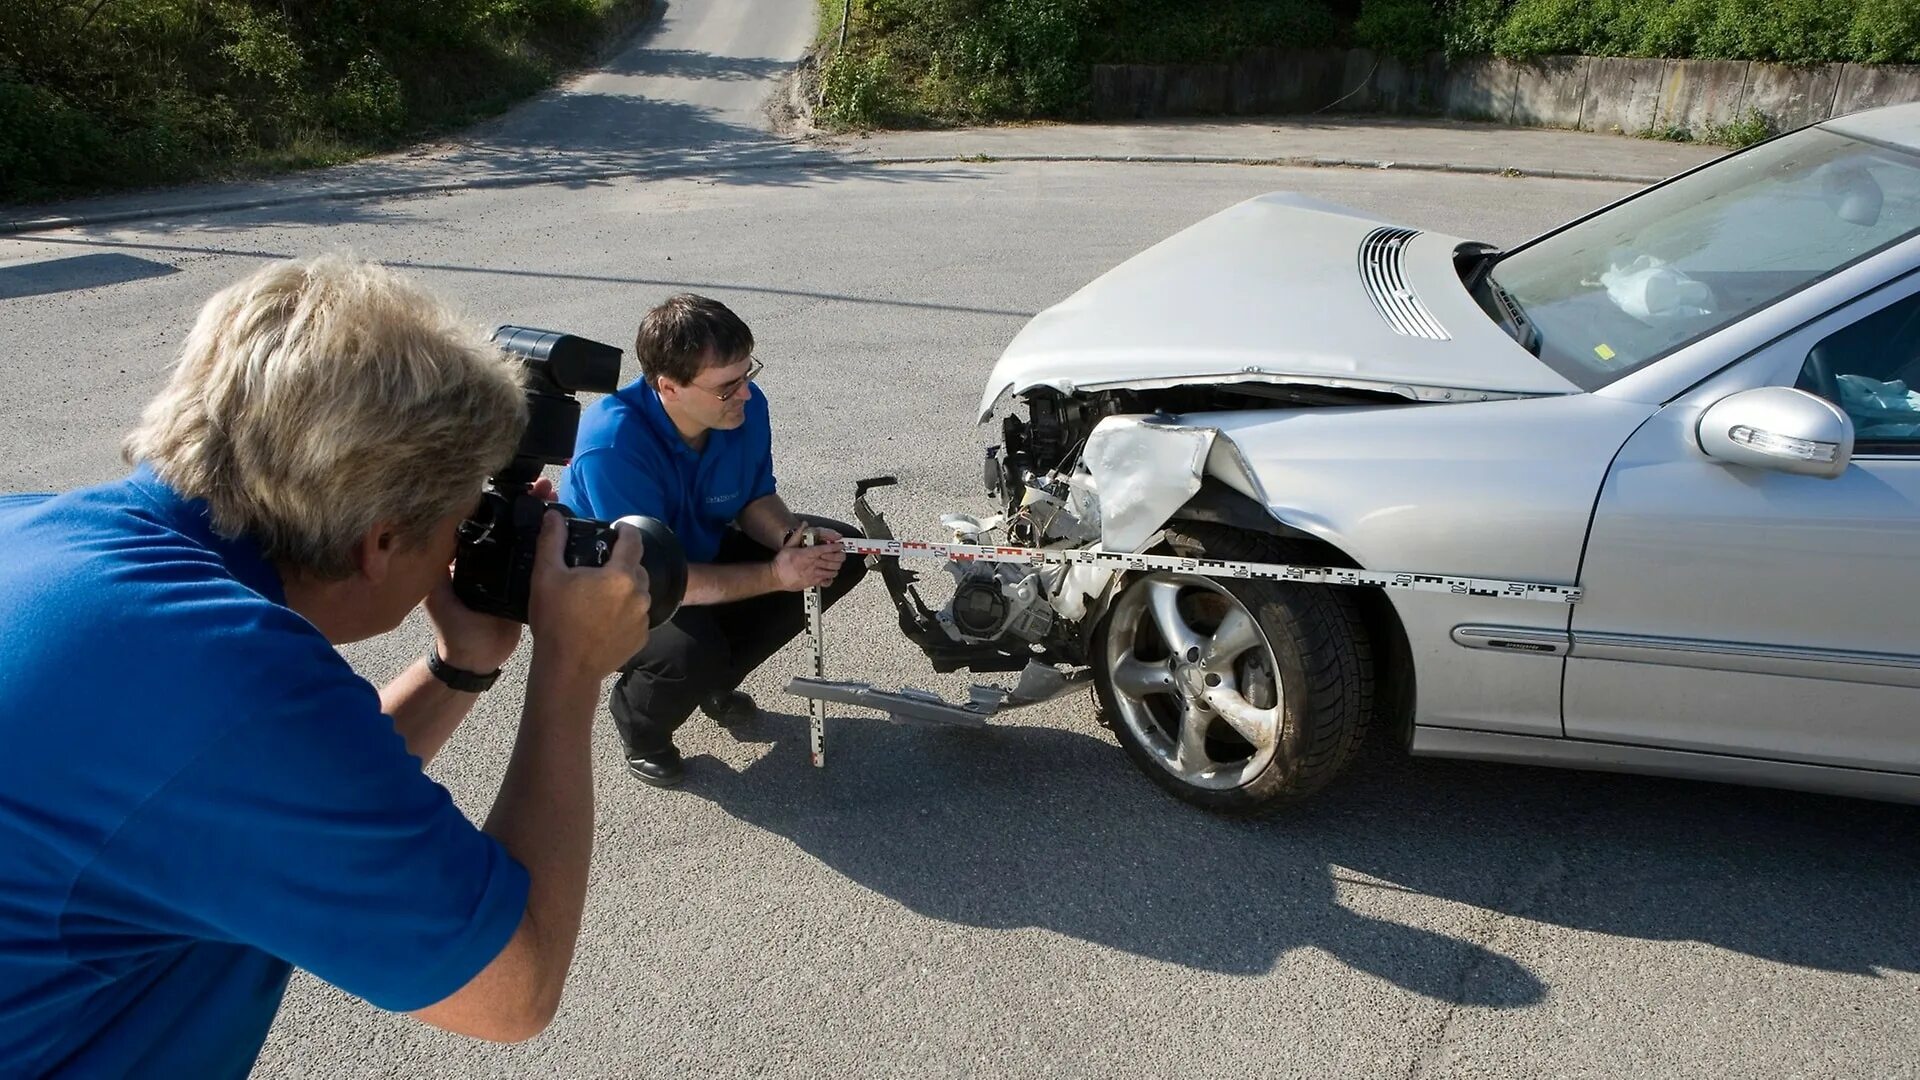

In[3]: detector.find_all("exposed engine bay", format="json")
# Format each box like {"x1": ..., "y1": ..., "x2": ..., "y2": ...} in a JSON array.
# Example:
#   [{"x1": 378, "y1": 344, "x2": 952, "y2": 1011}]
[{"x1": 854, "y1": 382, "x2": 1404, "y2": 675}]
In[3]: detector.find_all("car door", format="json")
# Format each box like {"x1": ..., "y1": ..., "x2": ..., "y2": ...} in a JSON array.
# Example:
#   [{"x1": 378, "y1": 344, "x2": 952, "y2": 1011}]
[{"x1": 1564, "y1": 276, "x2": 1920, "y2": 773}]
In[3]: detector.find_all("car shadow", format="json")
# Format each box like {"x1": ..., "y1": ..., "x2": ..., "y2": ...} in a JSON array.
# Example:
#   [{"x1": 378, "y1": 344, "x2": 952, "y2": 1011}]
[{"x1": 686, "y1": 708, "x2": 1920, "y2": 1008}]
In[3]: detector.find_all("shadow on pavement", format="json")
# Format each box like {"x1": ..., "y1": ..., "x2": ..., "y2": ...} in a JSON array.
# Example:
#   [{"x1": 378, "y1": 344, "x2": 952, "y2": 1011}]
[
  {"x1": 0, "y1": 253, "x2": 178, "y2": 299},
  {"x1": 686, "y1": 708, "x2": 1920, "y2": 1008},
  {"x1": 10, "y1": 232, "x2": 1027, "y2": 320},
  {"x1": 4, "y1": 6, "x2": 956, "y2": 234}
]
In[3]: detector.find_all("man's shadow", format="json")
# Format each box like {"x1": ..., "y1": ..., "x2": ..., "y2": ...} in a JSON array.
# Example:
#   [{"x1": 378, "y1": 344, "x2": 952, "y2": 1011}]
[{"x1": 684, "y1": 708, "x2": 1920, "y2": 1008}]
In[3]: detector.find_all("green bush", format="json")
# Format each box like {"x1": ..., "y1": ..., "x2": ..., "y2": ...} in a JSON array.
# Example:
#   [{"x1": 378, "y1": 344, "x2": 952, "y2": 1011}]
[
  {"x1": 1479, "y1": 0, "x2": 1918, "y2": 62},
  {"x1": 820, "y1": 0, "x2": 1339, "y2": 125},
  {"x1": 813, "y1": 0, "x2": 1919, "y2": 130},
  {"x1": 327, "y1": 53, "x2": 408, "y2": 137},
  {"x1": 0, "y1": 81, "x2": 115, "y2": 194},
  {"x1": 1353, "y1": 0, "x2": 1442, "y2": 61},
  {"x1": 821, "y1": 48, "x2": 907, "y2": 126},
  {"x1": 1847, "y1": 0, "x2": 1920, "y2": 63},
  {"x1": 0, "y1": 0, "x2": 646, "y2": 202},
  {"x1": 1705, "y1": 106, "x2": 1771, "y2": 147}
]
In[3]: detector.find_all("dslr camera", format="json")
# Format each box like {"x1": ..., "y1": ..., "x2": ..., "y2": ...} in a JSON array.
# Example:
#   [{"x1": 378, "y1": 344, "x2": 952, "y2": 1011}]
[{"x1": 452, "y1": 326, "x2": 687, "y2": 626}]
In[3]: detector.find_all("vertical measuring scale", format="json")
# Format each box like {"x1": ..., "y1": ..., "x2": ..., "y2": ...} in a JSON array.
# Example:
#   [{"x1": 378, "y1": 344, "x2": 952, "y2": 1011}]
[{"x1": 801, "y1": 527, "x2": 826, "y2": 767}]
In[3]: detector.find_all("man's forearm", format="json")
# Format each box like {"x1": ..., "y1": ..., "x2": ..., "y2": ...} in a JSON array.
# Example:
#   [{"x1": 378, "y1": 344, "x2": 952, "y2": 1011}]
[
  {"x1": 736, "y1": 494, "x2": 799, "y2": 551},
  {"x1": 682, "y1": 560, "x2": 778, "y2": 606},
  {"x1": 381, "y1": 659, "x2": 482, "y2": 765},
  {"x1": 478, "y1": 651, "x2": 600, "y2": 1020}
]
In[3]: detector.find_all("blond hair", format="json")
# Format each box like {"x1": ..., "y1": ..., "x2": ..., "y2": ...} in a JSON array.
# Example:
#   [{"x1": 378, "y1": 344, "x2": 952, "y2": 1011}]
[{"x1": 124, "y1": 254, "x2": 526, "y2": 578}]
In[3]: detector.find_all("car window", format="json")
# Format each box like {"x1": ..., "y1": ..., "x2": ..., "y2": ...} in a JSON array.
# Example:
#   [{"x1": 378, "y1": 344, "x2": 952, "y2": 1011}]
[
  {"x1": 1794, "y1": 291, "x2": 1920, "y2": 454},
  {"x1": 1485, "y1": 127, "x2": 1920, "y2": 392}
]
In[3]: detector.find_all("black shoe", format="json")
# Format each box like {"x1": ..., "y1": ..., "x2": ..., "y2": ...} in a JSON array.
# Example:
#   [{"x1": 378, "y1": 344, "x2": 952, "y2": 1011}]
[
  {"x1": 626, "y1": 746, "x2": 685, "y2": 787},
  {"x1": 700, "y1": 690, "x2": 758, "y2": 727}
]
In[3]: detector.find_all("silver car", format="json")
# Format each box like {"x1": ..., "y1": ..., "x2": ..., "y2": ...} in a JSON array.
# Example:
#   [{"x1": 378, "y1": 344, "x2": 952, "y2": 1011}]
[{"x1": 838, "y1": 102, "x2": 1920, "y2": 814}]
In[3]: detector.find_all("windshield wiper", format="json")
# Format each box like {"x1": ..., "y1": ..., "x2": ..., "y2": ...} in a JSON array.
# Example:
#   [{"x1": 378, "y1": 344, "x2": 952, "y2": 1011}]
[
  {"x1": 1454, "y1": 242, "x2": 1504, "y2": 292},
  {"x1": 1489, "y1": 281, "x2": 1542, "y2": 356},
  {"x1": 1459, "y1": 243, "x2": 1542, "y2": 355}
]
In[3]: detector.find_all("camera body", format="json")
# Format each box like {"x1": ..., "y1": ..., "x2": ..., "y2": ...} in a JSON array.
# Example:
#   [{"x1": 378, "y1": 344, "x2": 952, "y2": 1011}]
[{"x1": 453, "y1": 326, "x2": 686, "y2": 626}]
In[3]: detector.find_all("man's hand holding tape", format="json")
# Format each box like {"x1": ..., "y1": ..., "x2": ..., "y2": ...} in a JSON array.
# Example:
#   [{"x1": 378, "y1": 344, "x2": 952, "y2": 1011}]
[{"x1": 767, "y1": 514, "x2": 846, "y2": 593}]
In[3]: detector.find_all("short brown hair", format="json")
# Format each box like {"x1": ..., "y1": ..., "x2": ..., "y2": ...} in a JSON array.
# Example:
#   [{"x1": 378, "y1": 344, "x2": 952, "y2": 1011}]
[
  {"x1": 124, "y1": 254, "x2": 526, "y2": 578},
  {"x1": 635, "y1": 294, "x2": 753, "y2": 387}
]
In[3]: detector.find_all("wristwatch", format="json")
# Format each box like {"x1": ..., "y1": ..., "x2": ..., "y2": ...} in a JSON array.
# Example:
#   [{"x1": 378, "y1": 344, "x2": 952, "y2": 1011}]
[{"x1": 426, "y1": 647, "x2": 502, "y2": 693}]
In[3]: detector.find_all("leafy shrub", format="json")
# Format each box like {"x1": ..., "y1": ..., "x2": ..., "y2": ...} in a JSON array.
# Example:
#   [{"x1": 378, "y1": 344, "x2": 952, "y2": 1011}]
[
  {"x1": 1353, "y1": 0, "x2": 1442, "y2": 61},
  {"x1": 1846, "y1": 0, "x2": 1920, "y2": 64},
  {"x1": 1704, "y1": 106, "x2": 1771, "y2": 147},
  {"x1": 819, "y1": 0, "x2": 1339, "y2": 125},
  {"x1": 0, "y1": 0, "x2": 645, "y2": 202},
  {"x1": 821, "y1": 48, "x2": 906, "y2": 126},
  {"x1": 1481, "y1": 0, "x2": 1917, "y2": 62},
  {"x1": 327, "y1": 53, "x2": 407, "y2": 137}
]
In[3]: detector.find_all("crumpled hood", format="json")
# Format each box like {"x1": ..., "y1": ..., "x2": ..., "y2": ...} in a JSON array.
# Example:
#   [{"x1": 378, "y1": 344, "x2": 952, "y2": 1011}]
[{"x1": 978, "y1": 192, "x2": 1581, "y2": 420}]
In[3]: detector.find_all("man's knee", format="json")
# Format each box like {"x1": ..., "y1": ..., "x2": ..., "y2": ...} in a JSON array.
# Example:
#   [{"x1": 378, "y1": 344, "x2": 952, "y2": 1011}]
[{"x1": 618, "y1": 614, "x2": 730, "y2": 687}]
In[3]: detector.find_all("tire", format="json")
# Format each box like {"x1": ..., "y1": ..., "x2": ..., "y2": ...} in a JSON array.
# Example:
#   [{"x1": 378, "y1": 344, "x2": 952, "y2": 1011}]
[{"x1": 1093, "y1": 524, "x2": 1374, "y2": 814}]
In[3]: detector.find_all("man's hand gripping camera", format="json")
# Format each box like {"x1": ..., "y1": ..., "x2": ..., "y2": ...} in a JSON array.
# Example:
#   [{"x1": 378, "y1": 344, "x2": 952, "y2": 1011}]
[{"x1": 452, "y1": 326, "x2": 688, "y2": 626}]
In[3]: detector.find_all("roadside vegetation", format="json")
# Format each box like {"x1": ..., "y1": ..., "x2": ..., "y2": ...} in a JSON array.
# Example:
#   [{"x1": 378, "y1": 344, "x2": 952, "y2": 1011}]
[
  {"x1": 1, "y1": 0, "x2": 651, "y2": 203},
  {"x1": 815, "y1": 0, "x2": 1920, "y2": 128}
]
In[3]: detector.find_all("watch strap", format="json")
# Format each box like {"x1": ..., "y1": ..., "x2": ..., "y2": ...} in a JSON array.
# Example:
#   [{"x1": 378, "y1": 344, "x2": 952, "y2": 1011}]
[{"x1": 426, "y1": 648, "x2": 502, "y2": 693}]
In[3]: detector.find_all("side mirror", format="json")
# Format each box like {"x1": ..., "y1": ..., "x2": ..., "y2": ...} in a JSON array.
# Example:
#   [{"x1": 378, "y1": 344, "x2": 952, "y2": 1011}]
[{"x1": 1697, "y1": 387, "x2": 1853, "y2": 479}]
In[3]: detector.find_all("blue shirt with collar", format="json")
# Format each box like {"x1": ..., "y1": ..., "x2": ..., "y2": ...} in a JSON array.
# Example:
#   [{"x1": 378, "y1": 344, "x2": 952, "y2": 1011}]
[
  {"x1": 0, "y1": 467, "x2": 530, "y2": 1079},
  {"x1": 560, "y1": 378, "x2": 777, "y2": 563}
]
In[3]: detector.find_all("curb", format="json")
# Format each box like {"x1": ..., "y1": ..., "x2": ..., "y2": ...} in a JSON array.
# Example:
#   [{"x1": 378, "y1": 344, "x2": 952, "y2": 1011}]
[
  {"x1": 1, "y1": 152, "x2": 1663, "y2": 236},
  {"x1": 844, "y1": 153, "x2": 1671, "y2": 185}
]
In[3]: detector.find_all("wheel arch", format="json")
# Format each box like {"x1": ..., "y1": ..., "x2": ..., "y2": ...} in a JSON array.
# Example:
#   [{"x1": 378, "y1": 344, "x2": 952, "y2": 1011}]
[
  {"x1": 1078, "y1": 483, "x2": 1415, "y2": 753},
  {"x1": 1172, "y1": 484, "x2": 1415, "y2": 752}
]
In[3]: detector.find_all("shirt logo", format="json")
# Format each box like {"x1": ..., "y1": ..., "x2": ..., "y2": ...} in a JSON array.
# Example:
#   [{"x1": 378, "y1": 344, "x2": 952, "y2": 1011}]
[{"x1": 704, "y1": 492, "x2": 739, "y2": 505}]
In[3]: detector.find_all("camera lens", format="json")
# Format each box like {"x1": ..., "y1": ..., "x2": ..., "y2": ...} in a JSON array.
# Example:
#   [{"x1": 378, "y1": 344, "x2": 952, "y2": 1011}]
[{"x1": 613, "y1": 515, "x2": 687, "y2": 627}]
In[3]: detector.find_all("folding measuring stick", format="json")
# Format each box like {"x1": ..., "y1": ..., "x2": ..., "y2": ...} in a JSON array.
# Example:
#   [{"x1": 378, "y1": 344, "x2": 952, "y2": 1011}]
[{"x1": 801, "y1": 527, "x2": 826, "y2": 767}]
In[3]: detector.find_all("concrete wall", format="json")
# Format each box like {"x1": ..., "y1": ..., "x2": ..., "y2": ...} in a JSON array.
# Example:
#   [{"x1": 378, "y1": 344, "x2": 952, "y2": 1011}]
[{"x1": 1091, "y1": 50, "x2": 1920, "y2": 137}]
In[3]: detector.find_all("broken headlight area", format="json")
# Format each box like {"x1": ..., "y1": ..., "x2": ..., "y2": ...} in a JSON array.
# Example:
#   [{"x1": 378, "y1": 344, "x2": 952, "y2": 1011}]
[{"x1": 851, "y1": 390, "x2": 1131, "y2": 674}]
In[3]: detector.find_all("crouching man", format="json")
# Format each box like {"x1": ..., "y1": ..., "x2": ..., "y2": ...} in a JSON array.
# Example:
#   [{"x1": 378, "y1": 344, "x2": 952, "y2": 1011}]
[
  {"x1": 0, "y1": 256, "x2": 655, "y2": 1077},
  {"x1": 560, "y1": 294, "x2": 866, "y2": 786}
]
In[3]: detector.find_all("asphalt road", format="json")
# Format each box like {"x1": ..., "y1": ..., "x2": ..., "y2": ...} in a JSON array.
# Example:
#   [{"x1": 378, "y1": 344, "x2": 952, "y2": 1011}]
[{"x1": 2, "y1": 2, "x2": 1916, "y2": 1077}]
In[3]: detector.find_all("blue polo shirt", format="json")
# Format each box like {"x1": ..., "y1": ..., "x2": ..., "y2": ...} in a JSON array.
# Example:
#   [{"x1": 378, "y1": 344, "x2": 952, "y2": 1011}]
[
  {"x1": 560, "y1": 379, "x2": 777, "y2": 563},
  {"x1": 0, "y1": 468, "x2": 530, "y2": 1079}
]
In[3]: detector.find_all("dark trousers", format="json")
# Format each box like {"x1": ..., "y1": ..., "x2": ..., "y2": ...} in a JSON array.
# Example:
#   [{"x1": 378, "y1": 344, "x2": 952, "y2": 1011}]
[{"x1": 610, "y1": 516, "x2": 866, "y2": 756}]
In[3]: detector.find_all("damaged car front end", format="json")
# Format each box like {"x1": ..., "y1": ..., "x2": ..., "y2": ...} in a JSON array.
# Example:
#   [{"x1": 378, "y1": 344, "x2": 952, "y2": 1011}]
[
  {"x1": 828, "y1": 190, "x2": 1589, "y2": 812},
  {"x1": 816, "y1": 108, "x2": 1920, "y2": 814}
]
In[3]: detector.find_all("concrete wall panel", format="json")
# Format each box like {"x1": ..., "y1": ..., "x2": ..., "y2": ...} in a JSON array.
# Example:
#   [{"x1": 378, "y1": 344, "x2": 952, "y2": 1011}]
[
  {"x1": 1443, "y1": 56, "x2": 1519, "y2": 123},
  {"x1": 1654, "y1": 59, "x2": 1750, "y2": 134},
  {"x1": 1512, "y1": 56, "x2": 1591, "y2": 128},
  {"x1": 1582, "y1": 57, "x2": 1670, "y2": 134},
  {"x1": 1832, "y1": 64, "x2": 1920, "y2": 120},
  {"x1": 1099, "y1": 52, "x2": 1916, "y2": 129}
]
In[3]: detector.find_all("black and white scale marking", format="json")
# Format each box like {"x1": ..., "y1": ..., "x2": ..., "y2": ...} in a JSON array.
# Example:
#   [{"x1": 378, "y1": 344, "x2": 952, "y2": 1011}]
[
  {"x1": 833, "y1": 537, "x2": 1583, "y2": 604},
  {"x1": 793, "y1": 534, "x2": 1581, "y2": 767},
  {"x1": 801, "y1": 528, "x2": 827, "y2": 767}
]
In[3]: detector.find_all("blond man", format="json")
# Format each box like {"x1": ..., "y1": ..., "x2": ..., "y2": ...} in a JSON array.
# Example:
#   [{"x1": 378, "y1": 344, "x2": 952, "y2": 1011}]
[{"x1": 0, "y1": 256, "x2": 654, "y2": 1077}]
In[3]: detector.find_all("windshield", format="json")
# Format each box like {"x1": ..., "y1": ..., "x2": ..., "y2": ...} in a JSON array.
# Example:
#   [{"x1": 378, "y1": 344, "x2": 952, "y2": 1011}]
[{"x1": 1482, "y1": 126, "x2": 1920, "y2": 391}]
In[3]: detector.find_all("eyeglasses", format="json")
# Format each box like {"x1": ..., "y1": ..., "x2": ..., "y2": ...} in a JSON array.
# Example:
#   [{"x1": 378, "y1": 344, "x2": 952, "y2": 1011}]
[{"x1": 691, "y1": 357, "x2": 762, "y2": 402}]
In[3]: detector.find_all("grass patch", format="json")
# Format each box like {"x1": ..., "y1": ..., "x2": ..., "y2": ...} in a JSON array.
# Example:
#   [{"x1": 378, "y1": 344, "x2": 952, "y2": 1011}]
[
  {"x1": 1704, "y1": 107, "x2": 1772, "y2": 148},
  {"x1": 1638, "y1": 107, "x2": 1774, "y2": 148},
  {"x1": 1, "y1": 0, "x2": 653, "y2": 204}
]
